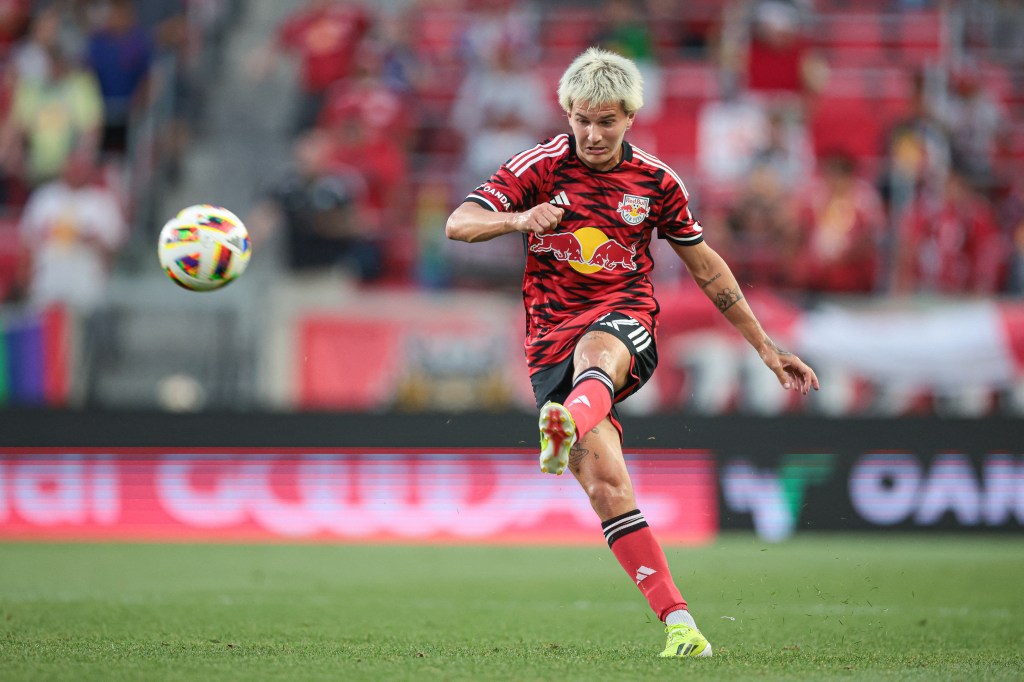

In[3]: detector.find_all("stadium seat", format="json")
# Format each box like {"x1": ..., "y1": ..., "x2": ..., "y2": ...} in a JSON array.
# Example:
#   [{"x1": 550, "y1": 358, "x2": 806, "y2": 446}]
[
  {"x1": 648, "y1": 105, "x2": 700, "y2": 161},
  {"x1": 663, "y1": 62, "x2": 721, "y2": 102},
  {"x1": 809, "y1": 96, "x2": 890, "y2": 161},
  {"x1": 411, "y1": 5, "x2": 466, "y2": 66},
  {"x1": 540, "y1": 6, "x2": 594, "y2": 62},
  {"x1": 895, "y1": 10, "x2": 943, "y2": 66}
]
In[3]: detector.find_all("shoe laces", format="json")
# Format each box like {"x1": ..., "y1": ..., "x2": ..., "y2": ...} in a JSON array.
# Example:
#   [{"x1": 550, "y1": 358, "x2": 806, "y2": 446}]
[{"x1": 665, "y1": 623, "x2": 697, "y2": 638}]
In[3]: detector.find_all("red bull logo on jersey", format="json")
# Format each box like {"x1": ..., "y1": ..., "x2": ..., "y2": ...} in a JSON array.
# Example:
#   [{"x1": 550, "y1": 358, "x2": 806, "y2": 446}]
[
  {"x1": 530, "y1": 227, "x2": 637, "y2": 274},
  {"x1": 617, "y1": 194, "x2": 650, "y2": 226}
]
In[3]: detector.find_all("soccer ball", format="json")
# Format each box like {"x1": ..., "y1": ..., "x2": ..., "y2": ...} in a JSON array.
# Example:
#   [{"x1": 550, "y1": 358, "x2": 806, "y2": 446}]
[{"x1": 158, "y1": 204, "x2": 252, "y2": 291}]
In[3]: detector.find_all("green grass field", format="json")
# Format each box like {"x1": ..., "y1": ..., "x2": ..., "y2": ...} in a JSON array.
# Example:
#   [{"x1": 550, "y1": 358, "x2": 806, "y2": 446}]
[{"x1": 0, "y1": 534, "x2": 1021, "y2": 681}]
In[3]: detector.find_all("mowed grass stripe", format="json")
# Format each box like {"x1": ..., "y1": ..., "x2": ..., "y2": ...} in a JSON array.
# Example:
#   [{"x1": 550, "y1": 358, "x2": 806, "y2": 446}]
[{"x1": 0, "y1": 534, "x2": 1021, "y2": 681}]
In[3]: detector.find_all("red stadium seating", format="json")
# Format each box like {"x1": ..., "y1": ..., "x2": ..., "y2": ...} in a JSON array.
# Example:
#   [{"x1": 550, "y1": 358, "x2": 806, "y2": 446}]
[
  {"x1": 808, "y1": 95, "x2": 900, "y2": 161},
  {"x1": 540, "y1": 6, "x2": 594, "y2": 62},
  {"x1": 895, "y1": 10, "x2": 943, "y2": 66}
]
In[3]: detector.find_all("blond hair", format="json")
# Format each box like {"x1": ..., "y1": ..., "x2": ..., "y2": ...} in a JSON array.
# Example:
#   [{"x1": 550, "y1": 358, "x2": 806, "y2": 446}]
[{"x1": 557, "y1": 47, "x2": 644, "y2": 115}]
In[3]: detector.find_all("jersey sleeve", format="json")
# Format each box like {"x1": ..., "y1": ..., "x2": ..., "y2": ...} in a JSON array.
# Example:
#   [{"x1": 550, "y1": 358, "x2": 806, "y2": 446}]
[
  {"x1": 464, "y1": 136, "x2": 567, "y2": 212},
  {"x1": 464, "y1": 163, "x2": 530, "y2": 213},
  {"x1": 656, "y1": 173, "x2": 704, "y2": 247}
]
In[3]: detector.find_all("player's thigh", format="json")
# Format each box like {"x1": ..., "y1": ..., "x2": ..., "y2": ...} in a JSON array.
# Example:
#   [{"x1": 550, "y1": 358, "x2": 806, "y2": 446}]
[
  {"x1": 569, "y1": 417, "x2": 637, "y2": 519},
  {"x1": 572, "y1": 330, "x2": 633, "y2": 389},
  {"x1": 577, "y1": 311, "x2": 659, "y2": 404}
]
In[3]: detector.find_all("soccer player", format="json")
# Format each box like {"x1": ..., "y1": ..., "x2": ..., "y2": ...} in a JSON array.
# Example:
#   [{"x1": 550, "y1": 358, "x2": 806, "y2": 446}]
[{"x1": 445, "y1": 47, "x2": 819, "y2": 659}]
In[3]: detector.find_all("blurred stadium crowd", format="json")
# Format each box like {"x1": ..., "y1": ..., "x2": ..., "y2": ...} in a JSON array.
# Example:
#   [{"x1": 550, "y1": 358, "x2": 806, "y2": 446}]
[
  {"x1": 4, "y1": 0, "x2": 1023, "y2": 302},
  {"x1": 0, "y1": 0, "x2": 1023, "y2": 416},
  {"x1": 238, "y1": 0, "x2": 1024, "y2": 298}
]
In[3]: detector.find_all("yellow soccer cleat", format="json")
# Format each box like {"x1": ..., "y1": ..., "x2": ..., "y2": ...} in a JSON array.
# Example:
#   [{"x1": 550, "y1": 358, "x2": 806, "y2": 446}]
[
  {"x1": 659, "y1": 623, "x2": 712, "y2": 658},
  {"x1": 538, "y1": 401, "x2": 575, "y2": 475}
]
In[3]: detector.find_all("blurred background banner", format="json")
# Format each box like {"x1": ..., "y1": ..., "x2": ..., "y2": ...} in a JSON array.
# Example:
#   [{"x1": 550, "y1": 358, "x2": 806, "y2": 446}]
[
  {"x1": 1, "y1": 440, "x2": 1018, "y2": 544},
  {"x1": 0, "y1": 306, "x2": 70, "y2": 407},
  {"x1": 721, "y1": 449, "x2": 1024, "y2": 541},
  {"x1": 1, "y1": 415, "x2": 1019, "y2": 543},
  {"x1": 0, "y1": 448, "x2": 717, "y2": 544}
]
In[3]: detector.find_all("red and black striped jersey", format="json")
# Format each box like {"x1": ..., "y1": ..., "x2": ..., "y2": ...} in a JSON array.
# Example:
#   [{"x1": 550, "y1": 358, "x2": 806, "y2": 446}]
[{"x1": 465, "y1": 133, "x2": 705, "y2": 371}]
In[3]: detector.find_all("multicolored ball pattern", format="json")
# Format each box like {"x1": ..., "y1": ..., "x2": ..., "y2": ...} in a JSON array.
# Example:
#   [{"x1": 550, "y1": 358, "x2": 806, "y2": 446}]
[{"x1": 158, "y1": 204, "x2": 251, "y2": 292}]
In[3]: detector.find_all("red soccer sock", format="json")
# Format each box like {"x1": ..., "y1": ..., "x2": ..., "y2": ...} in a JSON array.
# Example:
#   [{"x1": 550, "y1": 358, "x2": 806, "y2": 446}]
[
  {"x1": 564, "y1": 368, "x2": 615, "y2": 441},
  {"x1": 602, "y1": 509, "x2": 687, "y2": 621}
]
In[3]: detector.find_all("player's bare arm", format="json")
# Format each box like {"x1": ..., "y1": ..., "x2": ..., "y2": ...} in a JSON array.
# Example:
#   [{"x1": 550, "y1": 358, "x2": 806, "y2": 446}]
[
  {"x1": 672, "y1": 241, "x2": 820, "y2": 395},
  {"x1": 446, "y1": 201, "x2": 563, "y2": 243}
]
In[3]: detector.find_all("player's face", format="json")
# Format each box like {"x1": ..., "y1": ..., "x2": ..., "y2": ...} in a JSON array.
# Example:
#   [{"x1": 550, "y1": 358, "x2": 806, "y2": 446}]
[{"x1": 567, "y1": 101, "x2": 634, "y2": 171}]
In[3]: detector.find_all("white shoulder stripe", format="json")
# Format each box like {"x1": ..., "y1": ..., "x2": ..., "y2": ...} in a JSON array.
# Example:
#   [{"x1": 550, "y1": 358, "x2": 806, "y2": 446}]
[
  {"x1": 632, "y1": 146, "x2": 688, "y2": 199},
  {"x1": 508, "y1": 135, "x2": 570, "y2": 176},
  {"x1": 513, "y1": 150, "x2": 565, "y2": 177},
  {"x1": 507, "y1": 138, "x2": 561, "y2": 173},
  {"x1": 509, "y1": 137, "x2": 573, "y2": 175}
]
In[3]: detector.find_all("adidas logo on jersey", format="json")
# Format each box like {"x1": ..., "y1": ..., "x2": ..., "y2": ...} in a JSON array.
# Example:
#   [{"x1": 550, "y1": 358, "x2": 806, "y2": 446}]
[{"x1": 549, "y1": 191, "x2": 570, "y2": 206}]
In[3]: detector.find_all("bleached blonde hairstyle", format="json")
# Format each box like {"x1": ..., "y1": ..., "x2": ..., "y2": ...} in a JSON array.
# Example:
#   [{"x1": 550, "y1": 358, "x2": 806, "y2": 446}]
[{"x1": 557, "y1": 47, "x2": 644, "y2": 115}]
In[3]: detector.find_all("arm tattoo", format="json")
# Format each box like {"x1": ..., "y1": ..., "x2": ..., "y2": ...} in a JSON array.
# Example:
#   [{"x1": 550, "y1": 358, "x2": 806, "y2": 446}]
[
  {"x1": 700, "y1": 273, "x2": 722, "y2": 290},
  {"x1": 715, "y1": 287, "x2": 744, "y2": 313}
]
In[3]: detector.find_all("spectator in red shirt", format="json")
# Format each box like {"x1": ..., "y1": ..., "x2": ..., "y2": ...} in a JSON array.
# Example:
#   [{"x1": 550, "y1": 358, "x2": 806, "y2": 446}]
[
  {"x1": 724, "y1": 161, "x2": 800, "y2": 289},
  {"x1": 321, "y1": 84, "x2": 409, "y2": 233},
  {"x1": 0, "y1": 0, "x2": 30, "y2": 60},
  {"x1": 319, "y1": 61, "x2": 412, "y2": 147},
  {"x1": 742, "y1": 0, "x2": 826, "y2": 105},
  {"x1": 319, "y1": 83, "x2": 411, "y2": 279},
  {"x1": 1006, "y1": 179, "x2": 1024, "y2": 295},
  {"x1": 253, "y1": 0, "x2": 371, "y2": 135},
  {"x1": 896, "y1": 166, "x2": 1005, "y2": 295},
  {"x1": 793, "y1": 152, "x2": 886, "y2": 294}
]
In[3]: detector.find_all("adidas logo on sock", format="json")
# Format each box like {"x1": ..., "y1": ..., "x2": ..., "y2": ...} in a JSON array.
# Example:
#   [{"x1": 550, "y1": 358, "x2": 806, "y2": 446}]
[
  {"x1": 568, "y1": 395, "x2": 591, "y2": 408},
  {"x1": 635, "y1": 565, "x2": 657, "y2": 584}
]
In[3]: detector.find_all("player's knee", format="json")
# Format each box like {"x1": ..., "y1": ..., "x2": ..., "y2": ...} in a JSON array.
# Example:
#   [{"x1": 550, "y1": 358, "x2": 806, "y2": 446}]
[
  {"x1": 584, "y1": 477, "x2": 634, "y2": 514},
  {"x1": 574, "y1": 334, "x2": 631, "y2": 383}
]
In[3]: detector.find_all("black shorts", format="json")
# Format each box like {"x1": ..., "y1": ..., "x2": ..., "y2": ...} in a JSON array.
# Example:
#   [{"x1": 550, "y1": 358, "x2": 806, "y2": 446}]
[{"x1": 529, "y1": 311, "x2": 659, "y2": 411}]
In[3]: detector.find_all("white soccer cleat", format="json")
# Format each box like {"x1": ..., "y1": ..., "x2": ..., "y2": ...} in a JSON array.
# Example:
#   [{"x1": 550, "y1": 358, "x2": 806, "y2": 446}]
[{"x1": 538, "y1": 401, "x2": 575, "y2": 475}]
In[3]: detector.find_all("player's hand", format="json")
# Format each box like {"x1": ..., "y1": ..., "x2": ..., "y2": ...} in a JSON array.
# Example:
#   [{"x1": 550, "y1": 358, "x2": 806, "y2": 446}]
[
  {"x1": 759, "y1": 341, "x2": 820, "y2": 395},
  {"x1": 510, "y1": 204, "x2": 563, "y2": 235}
]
